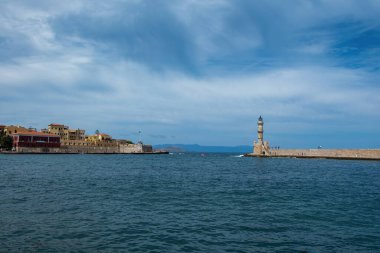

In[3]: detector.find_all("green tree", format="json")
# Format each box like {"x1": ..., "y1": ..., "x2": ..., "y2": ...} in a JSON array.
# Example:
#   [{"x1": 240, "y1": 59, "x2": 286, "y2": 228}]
[
  {"x1": 0, "y1": 134, "x2": 13, "y2": 151},
  {"x1": 0, "y1": 131, "x2": 4, "y2": 149}
]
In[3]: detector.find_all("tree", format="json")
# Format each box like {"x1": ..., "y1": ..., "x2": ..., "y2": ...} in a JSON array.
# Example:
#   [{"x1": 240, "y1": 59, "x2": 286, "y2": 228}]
[
  {"x1": 0, "y1": 131, "x2": 4, "y2": 149},
  {"x1": 0, "y1": 134, "x2": 13, "y2": 151},
  {"x1": 95, "y1": 129, "x2": 100, "y2": 135}
]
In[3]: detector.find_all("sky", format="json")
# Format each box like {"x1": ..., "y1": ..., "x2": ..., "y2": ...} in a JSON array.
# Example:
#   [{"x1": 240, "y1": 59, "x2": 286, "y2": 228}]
[{"x1": 0, "y1": 0, "x2": 379, "y2": 148}]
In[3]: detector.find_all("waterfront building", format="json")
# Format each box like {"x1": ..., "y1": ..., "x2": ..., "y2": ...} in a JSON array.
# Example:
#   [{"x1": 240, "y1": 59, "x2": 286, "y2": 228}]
[
  {"x1": 58, "y1": 132, "x2": 119, "y2": 153},
  {"x1": 1, "y1": 122, "x2": 156, "y2": 154},
  {"x1": 11, "y1": 132, "x2": 60, "y2": 152},
  {"x1": 3, "y1": 125, "x2": 30, "y2": 135},
  {"x1": 42, "y1": 124, "x2": 68, "y2": 139},
  {"x1": 86, "y1": 133, "x2": 112, "y2": 142},
  {"x1": 43, "y1": 124, "x2": 85, "y2": 141},
  {"x1": 68, "y1": 129, "x2": 85, "y2": 140}
]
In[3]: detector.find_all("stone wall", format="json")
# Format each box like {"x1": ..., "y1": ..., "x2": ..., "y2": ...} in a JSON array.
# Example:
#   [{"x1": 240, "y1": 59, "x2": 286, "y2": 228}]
[
  {"x1": 15, "y1": 147, "x2": 62, "y2": 153},
  {"x1": 142, "y1": 145, "x2": 153, "y2": 153},
  {"x1": 60, "y1": 145, "x2": 119, "y2": 154},
  {"x1": 268, "y1": 149, "x2": 380, "y2": 159},
  {"x1": 253, "y1": 141, "x2": 270, "y2": 155},
  {"x1": 61, "y1": 140, "x2": 117, "y2": 148},
  {"x1": 119, "y1": 144, "x2": 153, "y2": 153},
  {"x1": 119, "y1": 144, "x2": 143, "y2": 153}
]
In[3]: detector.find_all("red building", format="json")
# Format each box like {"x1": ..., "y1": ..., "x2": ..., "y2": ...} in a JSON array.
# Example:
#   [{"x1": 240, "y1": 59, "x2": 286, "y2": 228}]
[{"x1": 12, "y1": 132, "x2": 61, "y2": 149}]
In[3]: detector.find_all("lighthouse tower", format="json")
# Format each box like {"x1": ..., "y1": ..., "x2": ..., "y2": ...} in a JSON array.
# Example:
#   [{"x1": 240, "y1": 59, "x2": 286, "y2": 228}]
[
  {"x1": 253, "y1": 116, "x2": 270, "y2": 155},
  {"x1": 257, "y1": 115, "x2": 264, "y2": 144}
]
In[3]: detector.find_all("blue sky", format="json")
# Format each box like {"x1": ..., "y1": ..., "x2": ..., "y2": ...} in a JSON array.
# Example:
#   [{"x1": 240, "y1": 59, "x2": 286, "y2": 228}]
[{"x1": 0, "y1": 0, "x2": 379, "y2": 148}]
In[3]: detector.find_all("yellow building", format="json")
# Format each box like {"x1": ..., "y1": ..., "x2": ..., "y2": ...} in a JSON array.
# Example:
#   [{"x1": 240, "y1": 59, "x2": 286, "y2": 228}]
[
  {"x1": 86, "y1": 133, "x2": 112, "y2": 142},
  {"x1": 42, "y1": 124, "x2": 68, "y2": 139},
  {"x1": 68, "y1": 129, "x2": 85, "y2": 140},
  {"x1": 61, "y1": 132, "x2": 117, "y2": 152},
  {"x1": 42, "y1": 124, "x2": 85, "y2": 141},
  {"x1": 42, "y1": 124, "x2": 115, "y2": 149},
  {"x1": 4, "y1": 125, "x2": 31, "y2": 135}
]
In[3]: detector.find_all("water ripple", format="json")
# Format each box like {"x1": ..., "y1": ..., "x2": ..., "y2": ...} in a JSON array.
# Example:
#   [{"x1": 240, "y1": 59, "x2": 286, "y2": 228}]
[{"x1": 0, "y1": 154, "x2": 379, "y2": 252}]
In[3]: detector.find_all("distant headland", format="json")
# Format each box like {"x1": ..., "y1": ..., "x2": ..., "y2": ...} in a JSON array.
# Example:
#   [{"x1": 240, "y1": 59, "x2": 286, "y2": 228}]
[
  {"x1": 245, "y1": 116, "x2": 380, "y2": 160},
  {"x1": 0, "y1": 123, "x2": 167, "y2": 154}
]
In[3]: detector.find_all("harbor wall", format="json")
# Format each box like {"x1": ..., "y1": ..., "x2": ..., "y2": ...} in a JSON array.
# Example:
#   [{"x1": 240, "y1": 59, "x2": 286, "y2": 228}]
[
  {"x1": 14, "y1": 147, "x2": 62, "y2": 153},
  {"x1": 119, "y1": 144, "x2": 152, "y2": 153},
  {"x1": 119, "y1": 144, "x2": 143, "y2": 153},
  {"x1": 60, "y1": 145, "x2": 119, "y2": 154},
  {"x1": 12, "y1": 144, "x2": 154, "y2": 154},
  {"x1": 261, "y1": 149, "x2": 380, "y2": 160}
]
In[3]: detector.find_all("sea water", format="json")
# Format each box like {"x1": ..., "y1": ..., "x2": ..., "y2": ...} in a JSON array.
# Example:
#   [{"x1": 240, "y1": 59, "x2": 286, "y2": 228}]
[{"x1": 0, "y1": 153, "x2": 379, "y2": 252}]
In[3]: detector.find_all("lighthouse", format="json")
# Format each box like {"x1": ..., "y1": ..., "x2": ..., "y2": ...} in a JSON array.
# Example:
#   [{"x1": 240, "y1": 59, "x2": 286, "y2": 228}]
[
  {"x1": 257, "y1": 115, "x2": 264, "y2": 144},
  {"x1": 253, "y1": 116, "x2": 270, "y2": 156}
]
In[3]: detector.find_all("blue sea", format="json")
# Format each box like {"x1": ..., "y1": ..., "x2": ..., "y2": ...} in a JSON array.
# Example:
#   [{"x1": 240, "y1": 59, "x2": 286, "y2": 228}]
[{"x1": 0, "y1": 153, "x2": 379, "y2": 252}]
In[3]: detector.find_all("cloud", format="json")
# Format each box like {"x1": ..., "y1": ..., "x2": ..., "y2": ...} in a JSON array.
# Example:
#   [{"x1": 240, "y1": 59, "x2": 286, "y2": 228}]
[
  {"x1": 0, "y1": 0, "x2": 379, "y2": 147},
  {"x1": 1, "y1": 54, "x2": 378, "y2": 143},
  {"x1": 47, "y1": 1, "x2": 199, "y2": 74}
]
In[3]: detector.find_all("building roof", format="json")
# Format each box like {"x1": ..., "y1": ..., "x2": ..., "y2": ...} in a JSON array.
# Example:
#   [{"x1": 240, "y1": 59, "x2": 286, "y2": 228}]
[
  {"x1": 12, "y1": 131, "x2": 60, "y2": 137},
  {"x1": 49, "y1": 123, "x2": 65, "y2": 126},
  {"x1": 68, "y1": 129, "x2": 84, "y2": 132},
  {"x1": 5, "y1": 125, "x2": 27, "y2": 128}
]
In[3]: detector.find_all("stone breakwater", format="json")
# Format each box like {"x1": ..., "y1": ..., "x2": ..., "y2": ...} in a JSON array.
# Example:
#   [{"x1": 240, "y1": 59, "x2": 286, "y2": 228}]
[{"x1": 245, "y1": 149, "x2": 380, "y2": 160}]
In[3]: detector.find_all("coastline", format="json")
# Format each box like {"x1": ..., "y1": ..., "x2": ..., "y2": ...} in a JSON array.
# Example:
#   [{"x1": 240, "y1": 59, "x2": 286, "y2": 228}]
[{"x1": 0, "y1": 151, "x2": 169, "y2": 155}]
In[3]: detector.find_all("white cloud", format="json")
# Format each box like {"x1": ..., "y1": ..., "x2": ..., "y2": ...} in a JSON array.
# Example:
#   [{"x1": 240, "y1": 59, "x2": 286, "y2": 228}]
[
  {"x1": 1, "y1": 53, "x2": 378, "y2": 127},
  {"x1": 0, "y1": 0, "x2": 379, "y2": 146}
]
